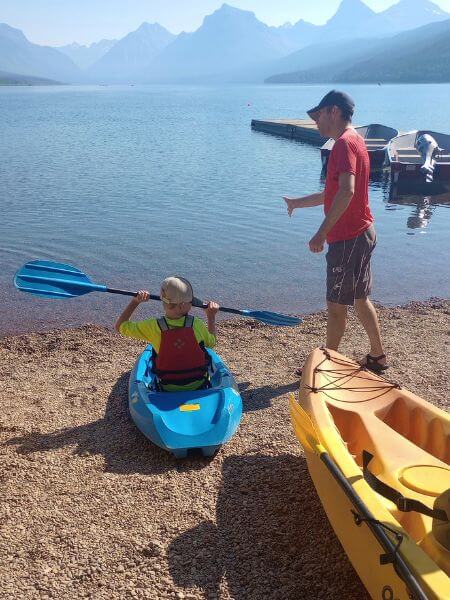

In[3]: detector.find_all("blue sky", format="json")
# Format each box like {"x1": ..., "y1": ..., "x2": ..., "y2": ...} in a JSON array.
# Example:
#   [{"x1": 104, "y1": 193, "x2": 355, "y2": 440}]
[{"x1": 2, "y1": 0, "x2": 450, "y2": 45}]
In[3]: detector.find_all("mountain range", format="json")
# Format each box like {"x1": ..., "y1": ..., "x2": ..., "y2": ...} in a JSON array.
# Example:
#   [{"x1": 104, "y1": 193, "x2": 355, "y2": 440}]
[
  {"x1": 135, "y1": 5, "x2": 295, "y2": 83},
  {"x1": 1, "y1": 0, "x2": 449, "y2": 84},
  {"x1": 87, "y1": 23, "x2": 175, "y2": 81},
  {"x1": 266, "y1": 17, "x2": 450, "y2": 83},
  {"x1": 56, "y1": 39, "x2": 117, "y2": 70},
  {"x1": 0, "y1": 23, "x2": 84, "y2": 82}
]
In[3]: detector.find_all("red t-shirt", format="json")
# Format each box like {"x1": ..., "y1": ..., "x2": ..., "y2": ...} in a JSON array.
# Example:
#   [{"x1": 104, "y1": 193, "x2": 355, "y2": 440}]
[{"x1": 324, "y1": 128, "x2": 373, "y2": 243}]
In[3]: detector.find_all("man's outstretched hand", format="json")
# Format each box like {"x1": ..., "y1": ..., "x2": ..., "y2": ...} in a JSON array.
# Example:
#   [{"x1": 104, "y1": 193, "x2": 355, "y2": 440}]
[{"x1": 283, "y1": 196, "x2": 296, "y2": 218}]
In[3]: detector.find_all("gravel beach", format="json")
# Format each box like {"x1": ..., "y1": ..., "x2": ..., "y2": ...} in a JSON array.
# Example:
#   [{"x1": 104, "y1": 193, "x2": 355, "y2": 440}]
[{"x1": 0, "y1": 299, "x2": 449, "y2": 600}]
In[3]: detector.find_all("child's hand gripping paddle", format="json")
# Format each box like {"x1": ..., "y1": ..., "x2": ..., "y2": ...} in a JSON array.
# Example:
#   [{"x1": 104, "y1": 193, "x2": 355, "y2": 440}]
[{"x1": 14, "y1": 260, "x2": 302, "y2": 327}]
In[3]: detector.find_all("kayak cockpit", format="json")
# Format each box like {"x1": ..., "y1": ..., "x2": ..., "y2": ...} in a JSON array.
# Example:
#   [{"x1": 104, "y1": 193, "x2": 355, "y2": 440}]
[{"x1": 322, "y1": 388, "x2": 450, "y2": 572}]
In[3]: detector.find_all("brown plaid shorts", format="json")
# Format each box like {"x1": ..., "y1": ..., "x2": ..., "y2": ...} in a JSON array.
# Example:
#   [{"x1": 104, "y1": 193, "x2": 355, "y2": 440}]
[{"x1": 326, "y1": 226, "x2": 376, "y2": 305}]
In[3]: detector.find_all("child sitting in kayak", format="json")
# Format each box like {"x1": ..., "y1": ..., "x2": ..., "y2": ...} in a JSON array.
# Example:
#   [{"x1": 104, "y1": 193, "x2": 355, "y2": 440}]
[{"x1": 115, "y1": 276, "x2": 219, "y2": 392}]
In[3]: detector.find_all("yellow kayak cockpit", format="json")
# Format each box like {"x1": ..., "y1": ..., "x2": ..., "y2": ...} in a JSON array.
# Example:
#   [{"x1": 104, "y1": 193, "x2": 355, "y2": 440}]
[{"x1": 290, "y1": 347, "x2": 450, "y2": 600}]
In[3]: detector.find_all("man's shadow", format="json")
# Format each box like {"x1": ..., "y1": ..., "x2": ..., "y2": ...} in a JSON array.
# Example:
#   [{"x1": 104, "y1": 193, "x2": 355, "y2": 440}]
[
  {"x1": 239, "y1": 381, "x2": 299, "y2": 412},
  {"x1": 167, "y1": 454, "x2": 368, "y2": 599},
  {"x1": 3, "y1": 372, "x2": 206, "y2": 474}
]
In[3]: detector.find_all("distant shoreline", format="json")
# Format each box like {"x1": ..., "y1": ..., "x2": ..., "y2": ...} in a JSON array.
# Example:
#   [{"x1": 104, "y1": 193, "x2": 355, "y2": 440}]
[
  {"x1": 0, "y1": 82, "x2": 63, "y2": 86},
  {"x1": 3, "y1": 81, "x2": 450, "y2": 88},
  {"x1": 0, "y1": 71, "x2": 62, "y2": 86}
]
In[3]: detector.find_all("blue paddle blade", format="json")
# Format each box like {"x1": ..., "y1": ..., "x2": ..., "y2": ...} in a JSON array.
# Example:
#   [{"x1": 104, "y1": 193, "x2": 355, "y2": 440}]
[
  {"x1": 191, "y1": 299, "x2": 302, "y2": 326},
  {"x1": 240, "y1": 310, "x2": 302, "y2": 327},
  {"x1": 14, "y1": 260, "x2": 107, "y2": 299}
]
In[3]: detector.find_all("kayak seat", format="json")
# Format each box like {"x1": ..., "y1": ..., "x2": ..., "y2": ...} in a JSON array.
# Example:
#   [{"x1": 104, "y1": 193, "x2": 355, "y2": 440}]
[
  {"x1": 433, "y1": 490, "x2": 450, "y2": 550},
  {"x1": 148, "y1": 376, "x2": 212, "y2": 393}
]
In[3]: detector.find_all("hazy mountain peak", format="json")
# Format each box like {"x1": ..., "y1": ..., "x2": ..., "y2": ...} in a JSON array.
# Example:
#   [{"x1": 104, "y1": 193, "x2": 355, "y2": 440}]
[
  {"x1": 338, "y1": 0, "x2": 371, "y2": 6},
  {"x1": 0, "y1": 23, "x2": 28, "y2": 44},
  {"x1": 138, "y1": 2, "x2": 294, "y2": 82},
  {"x1": 327, "y1": 0, "x2": 376, "y2": 26},
  {"x1": 385, "y1": 0, "x2": 447, "y2": 12},
  {"x1": 218, "y1": 3, "x2": 251, "y2": 14},
  {"x1": 381, "y1": 0, "x2": 449, "y2": 31},
  {"x1": 56, "y1": 38, "x2": 118, "y2": 69},
  {"x1": 136, "y1": 22, "x2": 173, "y2": 34},
  {"x1": 87, "y1": 21, "x2": 175, "y2": 81},
  {"x1": 205, "y1": 3, "x2": 257, "y2": 23}
]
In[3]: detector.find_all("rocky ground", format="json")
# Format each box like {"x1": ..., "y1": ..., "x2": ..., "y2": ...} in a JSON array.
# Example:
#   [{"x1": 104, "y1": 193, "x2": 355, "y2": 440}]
[{"x1": 0, "y1": 299, "x2": 448, "y2": 599}]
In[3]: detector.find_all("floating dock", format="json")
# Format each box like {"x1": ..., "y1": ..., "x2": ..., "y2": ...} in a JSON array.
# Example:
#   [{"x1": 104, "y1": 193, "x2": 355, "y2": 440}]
[{"x1": 251, "y1": 119, "x2": 328, "y2": 145}]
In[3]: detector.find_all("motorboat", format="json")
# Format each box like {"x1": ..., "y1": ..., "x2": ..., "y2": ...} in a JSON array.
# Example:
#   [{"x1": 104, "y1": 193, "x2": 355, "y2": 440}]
[
  {"x1": 387, "y1": 130, "x2": 450, "y2": 192},
  {"x1": 321, "y1": 124, "x2": 399, "y2": 171}
]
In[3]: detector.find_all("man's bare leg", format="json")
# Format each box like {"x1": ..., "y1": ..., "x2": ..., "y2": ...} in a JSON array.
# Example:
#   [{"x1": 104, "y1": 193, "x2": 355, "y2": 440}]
[
  {"x1": 354, "y1": 297, "x2": 387, "y2": 366},
  {"x1": 326, "y1": 300, "x2": 348, "y2": 350}
]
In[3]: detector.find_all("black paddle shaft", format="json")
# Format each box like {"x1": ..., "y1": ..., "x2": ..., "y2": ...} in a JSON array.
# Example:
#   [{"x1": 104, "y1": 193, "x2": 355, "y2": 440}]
[
  {"x1": 107, "y1": 287, "x2": 155, "y2": 299},
  {"x1": 106, "y1": 287, "x2": 238, "y2": 312}
]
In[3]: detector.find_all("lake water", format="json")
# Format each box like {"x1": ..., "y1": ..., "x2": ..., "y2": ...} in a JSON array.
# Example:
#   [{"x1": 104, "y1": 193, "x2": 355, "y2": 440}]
[{"x1": 1, "y1": 83, "x2": 450, "y2": 336}]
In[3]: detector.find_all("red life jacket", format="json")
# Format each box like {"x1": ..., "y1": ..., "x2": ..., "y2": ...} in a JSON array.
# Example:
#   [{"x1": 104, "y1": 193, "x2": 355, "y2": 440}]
[{"x1": 154, "y1": 315, "x2": 210, "y2": 386}]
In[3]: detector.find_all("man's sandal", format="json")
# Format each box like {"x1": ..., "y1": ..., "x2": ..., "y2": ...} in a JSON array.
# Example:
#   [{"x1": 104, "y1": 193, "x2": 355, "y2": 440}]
[{"x1": 363, "y1": 353, "x2": 389, "y2": 373}]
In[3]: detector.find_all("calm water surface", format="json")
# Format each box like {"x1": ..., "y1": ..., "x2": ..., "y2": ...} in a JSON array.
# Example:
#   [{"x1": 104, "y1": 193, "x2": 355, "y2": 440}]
[{"x1": 1, "y1": 83, "x2": 450, "y2": 335}]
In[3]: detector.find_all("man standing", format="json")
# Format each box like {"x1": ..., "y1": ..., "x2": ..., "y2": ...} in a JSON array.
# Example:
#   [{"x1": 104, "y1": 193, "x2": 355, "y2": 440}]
[{"x1": 284, "y1": 90, "x2": 388, "y2": 373}]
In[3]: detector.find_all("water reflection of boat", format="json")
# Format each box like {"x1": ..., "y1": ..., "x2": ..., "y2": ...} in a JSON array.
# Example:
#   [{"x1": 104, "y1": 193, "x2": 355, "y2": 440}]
[
  {"x1": 387, "y1": 187, "x2": 450, "y2": 230},
  {"x1": 321, "y1": 124, "x2": 398, "y2": 171},
  {"x1": 387, "y1": 130, "x2": 450, "y2": 192}
]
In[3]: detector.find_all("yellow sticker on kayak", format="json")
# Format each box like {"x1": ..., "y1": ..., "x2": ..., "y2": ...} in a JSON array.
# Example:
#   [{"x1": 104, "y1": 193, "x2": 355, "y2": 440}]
[{"x1": 180, "y1": 404, "x2": 200, "y2": 412}]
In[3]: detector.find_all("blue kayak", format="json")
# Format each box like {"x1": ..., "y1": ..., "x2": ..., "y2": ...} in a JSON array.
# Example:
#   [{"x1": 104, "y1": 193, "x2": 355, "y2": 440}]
[{"x1": 128, "y1": 345, "x2": 243, "y2": 458}]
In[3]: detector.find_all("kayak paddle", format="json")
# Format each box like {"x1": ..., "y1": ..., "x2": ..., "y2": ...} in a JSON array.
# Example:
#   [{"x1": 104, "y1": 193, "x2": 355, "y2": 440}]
[{"x1": 14, "y1": 260, "x2": 302, "y2": 327}]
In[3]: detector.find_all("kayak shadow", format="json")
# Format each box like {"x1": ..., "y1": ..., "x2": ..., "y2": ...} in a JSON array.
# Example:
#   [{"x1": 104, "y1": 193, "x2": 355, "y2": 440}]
[
  {"x1": 3, "y1": 372, "x2": 209, "y2": 475},
  {"x1": 239, "y1": 380, "x2": 299, "y2": 412},
  {"x1": 167, "y1": 454, "x2": 368, "y2": 599}
]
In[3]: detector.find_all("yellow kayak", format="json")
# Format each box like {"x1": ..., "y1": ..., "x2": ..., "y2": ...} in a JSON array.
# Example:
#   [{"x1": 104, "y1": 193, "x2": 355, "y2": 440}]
[{"x1": 290, "y1": 347, "x2": 450, "y2": 600}]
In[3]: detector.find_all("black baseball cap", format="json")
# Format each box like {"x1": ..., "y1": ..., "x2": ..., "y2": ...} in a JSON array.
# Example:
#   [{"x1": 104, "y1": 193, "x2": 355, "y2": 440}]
[{"x1": 307, "y1": 90, "x2": 355, "y2": 119}]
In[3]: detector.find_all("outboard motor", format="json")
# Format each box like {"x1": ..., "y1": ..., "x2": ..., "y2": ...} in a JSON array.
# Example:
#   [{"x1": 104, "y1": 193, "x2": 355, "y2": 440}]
[{"x1": 415, "y1": 133, "x2": 442, "y2": 182}]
